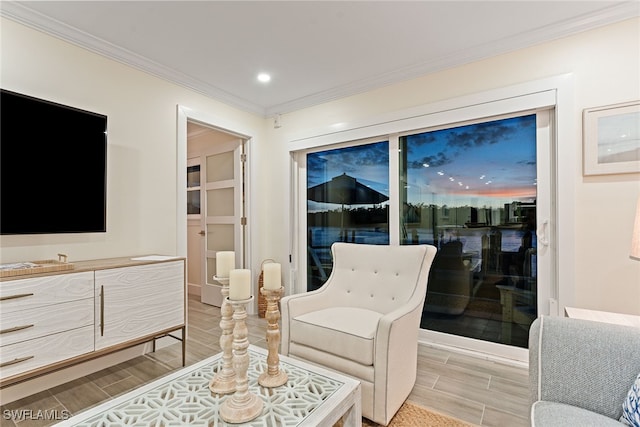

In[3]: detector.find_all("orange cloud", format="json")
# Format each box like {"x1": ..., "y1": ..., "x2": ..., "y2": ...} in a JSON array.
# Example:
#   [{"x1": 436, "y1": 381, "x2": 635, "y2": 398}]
[{"x1": 451, "y1": 187, "x2": 536, "y2": 199}]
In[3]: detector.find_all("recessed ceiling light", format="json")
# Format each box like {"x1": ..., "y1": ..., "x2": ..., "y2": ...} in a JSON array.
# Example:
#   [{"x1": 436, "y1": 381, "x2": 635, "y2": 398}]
[{"x1": 257, "y1": 73, "x2": 271, "y2": 83}]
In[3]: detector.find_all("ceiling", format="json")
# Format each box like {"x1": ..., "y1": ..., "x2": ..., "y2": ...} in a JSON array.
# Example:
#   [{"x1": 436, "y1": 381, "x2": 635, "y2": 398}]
[{"x1": 2, "y1": 1, "x2": 638, "y2": 117}]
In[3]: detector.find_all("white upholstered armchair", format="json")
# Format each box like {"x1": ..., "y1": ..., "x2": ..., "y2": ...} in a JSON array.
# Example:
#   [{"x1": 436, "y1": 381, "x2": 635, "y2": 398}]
[{"x1": 281, "y1": 243, "x2": 437, "y2": 426}]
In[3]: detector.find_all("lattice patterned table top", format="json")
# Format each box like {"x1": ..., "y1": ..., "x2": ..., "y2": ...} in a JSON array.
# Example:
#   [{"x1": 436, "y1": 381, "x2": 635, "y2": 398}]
[{"x1": 58, "y1": 346, "x2": 355, "y2": 426}]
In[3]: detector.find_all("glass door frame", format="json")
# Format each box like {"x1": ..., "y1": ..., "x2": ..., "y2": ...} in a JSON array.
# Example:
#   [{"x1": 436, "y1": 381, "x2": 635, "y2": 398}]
[
  {"x1": 293, "y1": 135, "x2": 394, "y2": 291},
  {"x1": 408, "y1": 109, "x2": 553, "y2": 362},
  {"x1": 289, "y1": 76, "x2": 576, "y2": 363}
]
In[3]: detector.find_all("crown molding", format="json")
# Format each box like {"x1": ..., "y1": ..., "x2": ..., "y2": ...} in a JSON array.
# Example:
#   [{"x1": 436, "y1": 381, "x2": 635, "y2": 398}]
[
  {"x1": 265, "y1": 1, "x2": 640, "y2": 117},
  {"x1": 2, "y1": 1, "x2": 638, "y2": 119},
  {"x1": 0, "y1": 2, "x2": 267, "y2": 116}
]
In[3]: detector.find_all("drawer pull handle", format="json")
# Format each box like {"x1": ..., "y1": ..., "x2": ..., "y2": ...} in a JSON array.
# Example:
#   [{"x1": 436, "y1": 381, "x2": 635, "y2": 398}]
[
  {"x1": 0, "y1": 293, "x2": 34, "y2": 302},
  {"x1": 0, "y1": 324, "x2": 34, "y2": 334},
  {"x1": 100, "y1": 285, "x2": 104, "y2": 336},
  {"x1": 0, "y1": 355, "x2": 34, "y2": 368}
]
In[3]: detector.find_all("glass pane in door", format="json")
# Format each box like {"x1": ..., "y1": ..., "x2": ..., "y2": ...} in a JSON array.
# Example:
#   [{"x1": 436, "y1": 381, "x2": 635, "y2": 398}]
[
  {"x1": 306, "y1": 141, "x2": 390, "y2": 291},
  {"x1": 187, "y1": 164, "x2": 201, "y2": 215},
  {"x1": 400, "y1": 115, "x2": 538, "y2": 348},
  {"x1": 187, "y1": 190, "x2": 200, "y2": 215},
  {"x1": 207, "y1": 151, "x2": 234, "y2": 181},
  {"x1": 207, "y1": 188, "x2": 234, "y2": 216},
  {"x1": 187, "y1": 165, "x2": 201, "y2": 187}
]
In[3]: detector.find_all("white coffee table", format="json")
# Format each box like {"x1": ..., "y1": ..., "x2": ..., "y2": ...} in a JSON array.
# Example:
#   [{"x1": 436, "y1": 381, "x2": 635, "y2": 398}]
[{"x1": 55, "y1": 345, "x2": 361, "y2": 426}]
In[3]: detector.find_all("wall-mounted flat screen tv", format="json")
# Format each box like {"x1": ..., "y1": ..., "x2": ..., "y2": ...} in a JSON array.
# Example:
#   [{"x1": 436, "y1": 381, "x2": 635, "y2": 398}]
[{"x1": 1, "y1": 89, "x2": 107, "y2": 234}]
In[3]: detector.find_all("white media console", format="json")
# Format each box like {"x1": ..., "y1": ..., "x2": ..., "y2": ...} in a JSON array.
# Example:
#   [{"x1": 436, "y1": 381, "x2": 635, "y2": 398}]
[{"x1": 0, "y1": 256, "x2": 186, "y2": 389}]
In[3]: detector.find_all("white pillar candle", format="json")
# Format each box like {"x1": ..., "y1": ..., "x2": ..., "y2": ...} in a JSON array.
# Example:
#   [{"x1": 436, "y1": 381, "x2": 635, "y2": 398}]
[
  {"x1": 263, "y1": 263, "x2": 281, "y2": 290},
  {"x1": 229, "y1": 269, "x2": 251, "y2": 300},
  {"x1": 216, "y1": 251, "x2": 235, "y2": 278}
]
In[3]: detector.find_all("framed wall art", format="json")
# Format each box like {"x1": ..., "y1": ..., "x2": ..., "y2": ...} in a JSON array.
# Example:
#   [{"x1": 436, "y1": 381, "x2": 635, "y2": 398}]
[{"x1": 583, "y1": 100, "x2": 640, "y2": 175}]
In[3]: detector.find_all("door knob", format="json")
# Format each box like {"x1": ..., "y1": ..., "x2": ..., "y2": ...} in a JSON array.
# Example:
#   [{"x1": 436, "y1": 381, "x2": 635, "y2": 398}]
[{"x1": 198, "y1": 230, "x2": 205, "y2": 236}]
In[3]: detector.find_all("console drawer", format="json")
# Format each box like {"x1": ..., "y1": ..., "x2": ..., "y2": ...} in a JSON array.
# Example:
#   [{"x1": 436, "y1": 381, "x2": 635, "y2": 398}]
[
  {"x1": 0, "y1": 325, "x2": 94, "y2": 380},
  {"x1": 0, "y1": 298, "x2": 93, "y2": 347},
  {"x1": 0, "y1": 272, "x2": 94, "y2": 314}
]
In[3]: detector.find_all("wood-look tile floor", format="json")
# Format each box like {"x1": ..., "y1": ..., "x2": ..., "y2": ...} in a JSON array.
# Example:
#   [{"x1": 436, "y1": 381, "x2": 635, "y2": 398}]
[{"x1": 1, "y1": 295, "x2": 530, "y2": 426}]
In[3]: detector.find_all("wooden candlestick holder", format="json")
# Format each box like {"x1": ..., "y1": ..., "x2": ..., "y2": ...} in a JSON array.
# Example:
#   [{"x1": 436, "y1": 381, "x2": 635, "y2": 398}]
[
  {"x1": 219, "y1": 296, "x2": 263, "y2": 424},
  {"x1": 258, "y1": 286, "x2": 288, "y2": 388},
  {"x1": 209, "y1": 276, "x2": 236, "y2": 395}
]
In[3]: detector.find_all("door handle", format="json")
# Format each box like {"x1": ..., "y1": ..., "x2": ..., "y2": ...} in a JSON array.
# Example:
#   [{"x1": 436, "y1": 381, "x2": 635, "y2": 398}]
[
  {"x1": 0, "y1": 324, "x2": 34, "y2": 335},
  {"x1": 100, "y1": 285, "x2": 105, "y2": 336},
  {"x1": 537, "y1": 220, "x2": 550, "y2": 247},
  {"x1": 198, "y1": 230, "x2": 205, "y2": 236},
  {"x1": 0, "y1": 355, "x2": 34, "y2": 368},
  {"x1": 0, "y1": 293, "x2": 34, "y2": 302}
]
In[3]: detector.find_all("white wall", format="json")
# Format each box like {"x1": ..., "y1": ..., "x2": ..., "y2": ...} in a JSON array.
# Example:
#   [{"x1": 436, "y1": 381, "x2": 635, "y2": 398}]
[
  {"x1": 0, "y1": 18, "x2": 267, "y2": 402},
  {"x1": 262, "y1": 18, "x2": 640, "y2": 315},
  {"x1": 0, "y1": 18, "x2": 264, "y2": 265},
  {"x1": 1, "y1": 17, "x2": 639, "y2": 317}
]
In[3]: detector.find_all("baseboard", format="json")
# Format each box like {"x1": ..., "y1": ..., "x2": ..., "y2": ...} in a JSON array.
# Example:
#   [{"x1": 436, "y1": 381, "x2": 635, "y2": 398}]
[
  {"x1": 187, "y1": 282, "x2": 201, "y2": 297},
  {"x1": 418, "y1": 339, "x2": 528, "y2": 369}
]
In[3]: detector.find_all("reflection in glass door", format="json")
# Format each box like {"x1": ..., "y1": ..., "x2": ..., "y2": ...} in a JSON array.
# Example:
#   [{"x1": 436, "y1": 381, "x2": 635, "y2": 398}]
[
  {"x1": 400, "y1": 115, "x2": 538, "y2": 348},
  {"x1": 306, "y1": 141, "x2": 390, "y2": 291}
]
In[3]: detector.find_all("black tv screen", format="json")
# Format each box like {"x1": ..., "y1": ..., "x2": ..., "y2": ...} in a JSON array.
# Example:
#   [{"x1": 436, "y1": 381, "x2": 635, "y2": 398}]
[{"x1": 1, "y1": 89, "x2": 107, "y2": 234}]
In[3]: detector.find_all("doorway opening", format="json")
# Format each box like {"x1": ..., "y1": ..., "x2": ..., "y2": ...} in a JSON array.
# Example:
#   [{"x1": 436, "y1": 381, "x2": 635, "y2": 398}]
[{"x1": 177, "y1": 106, "x2": 250, "y2": 307}]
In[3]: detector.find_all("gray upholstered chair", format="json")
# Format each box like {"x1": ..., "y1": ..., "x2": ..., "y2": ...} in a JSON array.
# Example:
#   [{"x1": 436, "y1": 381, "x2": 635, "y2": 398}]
[
  {"x1": 281, "y1": 242, "x2": 437, "y2": 426},
  {"x1": 529, "y1": 315, "x2": 640, "y2": 426}
]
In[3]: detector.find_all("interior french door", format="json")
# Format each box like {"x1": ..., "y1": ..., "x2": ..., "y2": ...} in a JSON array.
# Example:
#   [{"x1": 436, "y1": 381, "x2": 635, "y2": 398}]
[{"x1": 200, "y1": 140, "x2": 245, "y2": 307}]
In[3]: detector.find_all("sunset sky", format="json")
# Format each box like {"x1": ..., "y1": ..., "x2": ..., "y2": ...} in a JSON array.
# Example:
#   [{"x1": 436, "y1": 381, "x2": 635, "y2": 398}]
[
  {"x1": 404, "y1": 114, "x2": 537, "y2": 207},
  {"x1": 307, "y1": 114, "x2": 537, "y2": 210}
]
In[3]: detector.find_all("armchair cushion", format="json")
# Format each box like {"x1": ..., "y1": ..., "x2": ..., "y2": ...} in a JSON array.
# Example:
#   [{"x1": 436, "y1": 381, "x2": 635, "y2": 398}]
[
  {"x1": 291, "y1": 307, "x2": 382, "y2": 365},
  {"x1": 290, "y1": 307, "x2": 382, "y2": 366},
  {"x1": 532, "y1": 401, "x2": 624, "y2": 427}
]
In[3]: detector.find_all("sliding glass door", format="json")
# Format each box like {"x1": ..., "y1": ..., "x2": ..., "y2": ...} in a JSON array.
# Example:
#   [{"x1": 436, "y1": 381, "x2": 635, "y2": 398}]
[
  {"x1": 295, "y1": 104, "x2": 553, "y2": 358},
  {"x1": 306, "y1": 140, "x2": 390, "y2": 291},
  {"x1": 400, "y1": 114, "x2": 539, "y2": 348}
]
